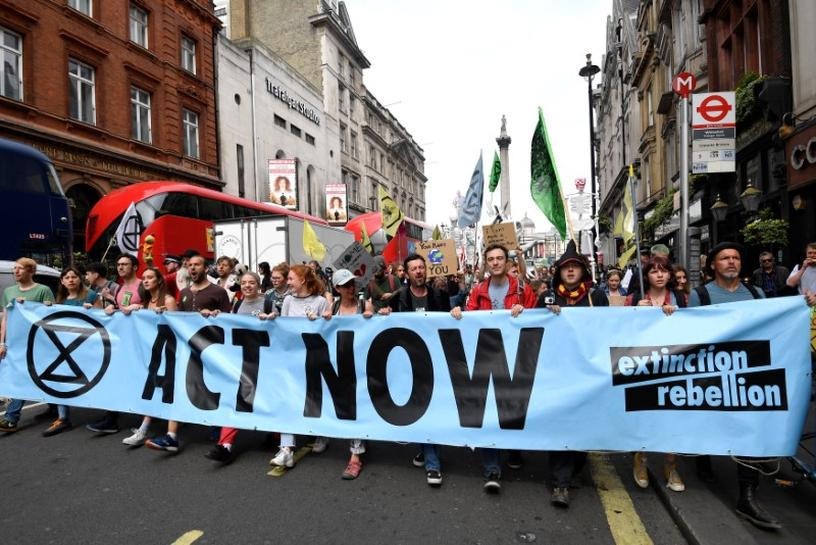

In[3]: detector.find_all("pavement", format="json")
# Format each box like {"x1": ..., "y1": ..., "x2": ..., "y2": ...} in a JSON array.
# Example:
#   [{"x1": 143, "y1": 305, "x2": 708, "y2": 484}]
[{"x1": 0, "y1": 403, "x2": 813, "y2": 545}]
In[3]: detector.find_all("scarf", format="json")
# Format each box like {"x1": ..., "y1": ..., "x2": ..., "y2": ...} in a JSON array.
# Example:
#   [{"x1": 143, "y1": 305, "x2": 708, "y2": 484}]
[{"x1": 557, "y1": 281, "x2": 591, "y2": 305}]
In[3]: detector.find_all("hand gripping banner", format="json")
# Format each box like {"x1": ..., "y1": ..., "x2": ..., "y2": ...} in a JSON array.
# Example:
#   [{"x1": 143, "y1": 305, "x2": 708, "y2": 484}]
[{"x1": 0, "y1": 297, "x2": 811, "y2": 456}]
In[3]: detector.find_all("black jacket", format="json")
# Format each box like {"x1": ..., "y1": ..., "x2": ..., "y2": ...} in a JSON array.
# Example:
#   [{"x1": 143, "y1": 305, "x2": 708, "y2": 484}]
[{"x1": 391, "y1": 284, "x2": 450, "y2": 312}]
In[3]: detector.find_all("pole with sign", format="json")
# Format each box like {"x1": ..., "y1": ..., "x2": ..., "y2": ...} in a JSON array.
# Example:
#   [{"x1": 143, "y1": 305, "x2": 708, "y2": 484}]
[{"x1": 672, "y1": 72, "x2": 696, "y2": 270}]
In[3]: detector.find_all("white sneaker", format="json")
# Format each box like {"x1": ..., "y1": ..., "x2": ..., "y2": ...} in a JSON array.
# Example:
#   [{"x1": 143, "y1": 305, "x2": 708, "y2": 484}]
[
  {"x1": 269, "y1": 447, "x2": 294, "y2": 468},
  {"x1": 311, "y1": 436, "x2": 329, "y2": 453},
  {"x1": 122, "y1": 428, "x2": 147, "y2": 446}
]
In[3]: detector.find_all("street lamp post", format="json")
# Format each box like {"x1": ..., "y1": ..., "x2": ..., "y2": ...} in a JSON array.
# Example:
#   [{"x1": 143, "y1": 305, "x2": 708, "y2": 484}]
[
  {"x1": 579, "y1": 53, "x2": 601, "y2": 278},
  {"x1": 710, "y1": 193, "x2": 728, "y2": 245}
]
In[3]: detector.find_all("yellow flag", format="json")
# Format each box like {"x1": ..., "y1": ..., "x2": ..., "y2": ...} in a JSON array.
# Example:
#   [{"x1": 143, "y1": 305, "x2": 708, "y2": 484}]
[
  {"x1": 432, "y1": 225, "x2": 442, "y2": 240},
  {"x1": 617, "y1": 244, "x2": 637, "y2": 269},
  {"x1": 302, "y1": 220, "x2": 326, "y2": 261},
  {"x1": 612, "y1": 212, "x2": 623, "y2": 238},
  {"x1": 378, "y1": 186, "x2": 404, "y2": 237},
  {"x1": 360, "y1": 222, "x2": 374, "y2": 254}
]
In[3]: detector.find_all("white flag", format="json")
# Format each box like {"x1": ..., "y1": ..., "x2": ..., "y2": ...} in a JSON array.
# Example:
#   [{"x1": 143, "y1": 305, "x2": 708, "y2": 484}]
[
  {"x1": 114, "y1": 202, "x2": 141, "y2": 256},
  {"x1": 457, "y1": 152, "x2": 485, "y2": 228}
]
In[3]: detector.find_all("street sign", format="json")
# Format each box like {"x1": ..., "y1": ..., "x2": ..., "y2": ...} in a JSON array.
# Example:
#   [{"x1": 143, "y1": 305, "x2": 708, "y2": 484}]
[
  {"x1": 691, "y1": 92, "x2": 736, "y2": 174},
  {"x1": 672, "y1": 72, "x2": 697, "y2": 99},
  {"x1": 692, "y1": 92, "x2": 736, "y2": 128}
]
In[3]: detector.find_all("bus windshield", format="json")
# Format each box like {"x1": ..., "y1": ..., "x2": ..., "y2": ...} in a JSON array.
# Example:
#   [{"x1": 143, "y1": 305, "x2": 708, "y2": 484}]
[{"x1": 0, "y1": 138, "x2": 71, "y2": 265}]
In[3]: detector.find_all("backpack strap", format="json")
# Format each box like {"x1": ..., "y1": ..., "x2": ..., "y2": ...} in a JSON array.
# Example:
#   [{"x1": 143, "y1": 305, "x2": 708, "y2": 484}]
[
  {"x1": 263, "y1": 292, "x2": 274, "y2": 314},
  {"x1": 742, "y1": 281, "x2": 762, "y2": 300},
  {"x1": 232, "y1": 298, "x2": 243, "y2": 313},
  {"x1": 694, "y1": 285, "x2": 711, "y2": 306}
]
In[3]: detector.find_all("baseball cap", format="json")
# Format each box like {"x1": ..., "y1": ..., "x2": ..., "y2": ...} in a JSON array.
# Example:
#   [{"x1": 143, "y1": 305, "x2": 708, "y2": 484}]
[
  {"x1": 164, "y1": 255, "x2": 181, "y2": 265},
  {"x1": 332, "y1": 268, "x2": 357, "y2": 287}
]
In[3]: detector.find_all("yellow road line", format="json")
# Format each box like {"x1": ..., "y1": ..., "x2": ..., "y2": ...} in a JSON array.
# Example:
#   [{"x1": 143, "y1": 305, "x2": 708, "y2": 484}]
[
  {"x1": 171, "y1": 530, "x2": 203, "y2": 545},
  {"x1": 589, "y1": 453, "x2": 654, "y2": 545},
  {"x1": 267, "y1": 446, "x2": 312, "y2": 477}
]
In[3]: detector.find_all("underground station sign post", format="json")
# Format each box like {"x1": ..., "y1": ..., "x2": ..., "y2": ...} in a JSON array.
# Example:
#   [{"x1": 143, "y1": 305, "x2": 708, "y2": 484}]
[{"x1": 691, "y1": 91, "x2": 736, "y2": 174}]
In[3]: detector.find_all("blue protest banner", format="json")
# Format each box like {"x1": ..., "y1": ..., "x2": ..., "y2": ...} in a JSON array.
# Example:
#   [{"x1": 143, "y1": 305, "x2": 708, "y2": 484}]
[{"x1": 0, "y1": 297, "x2": 810, "y2": 456}]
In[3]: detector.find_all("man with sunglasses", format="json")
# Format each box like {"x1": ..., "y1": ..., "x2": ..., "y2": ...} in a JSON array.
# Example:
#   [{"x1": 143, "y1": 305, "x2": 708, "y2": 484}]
[{"x1": 750, "y1": 252, "x2": 789, "y2": 298}]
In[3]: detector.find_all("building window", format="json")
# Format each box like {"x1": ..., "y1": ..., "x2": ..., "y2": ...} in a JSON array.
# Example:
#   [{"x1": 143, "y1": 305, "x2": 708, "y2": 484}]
[
  {"x1": 129, "y1": 5, "x2": 149, "y2": 48},
  {"x1": 350, "y1": 131, "x2": 358, "y2": 159},
  {"x1": 350, "y1": 174, "x2": 360, "y2": 204},
  {"x1": 349, "y1": 94, "x2": 356, "y2": 117},
  {"x1": 68, "y1": 58, "x2": 95, "y2": 124},
  {"x1": 182, "y1": 108, "x2": 199, "y2": 158},
  {"x1": 68, "y1": 0, "x2": 92, "y2": 16},
  {"x1": 236, "y1": 144, "x2": 245, "y2": 198},
  {"x1": 0, "y1": 27, "x2": 23, "y2": 101},
  {"x1": 369, "y1": 146, "x2": 377, "y2": 168},
  {"x1": 340, "y1": 123, "x2": 347, "y2": 153},
  {"x1": 274, "y1": 114, "x2": 286, "y2": 129},
  {"x1": 338, "y1": 53, "x2": 345, "y2": 79},
  {"x1": 348, "y1": 61, "x2": 355, "y2": 87},
  {"x1": 290, "y1": 124, "x2": 301, "y2": 137},
  {"x1": 305, "y1": 133, "x2": 315, "y2": 146},
  {"x1": 338, "y1": 83, "x2": 345, "y2": 113},
  {"x1": 646, "y1": 84, "x2": 654, "y2": 127},
  {"x1": 130, "y1": 86, "x2": 152, "y2": 143},
  {"x1": 181, "y1": 35, "x2": 196, "y2": 75}
]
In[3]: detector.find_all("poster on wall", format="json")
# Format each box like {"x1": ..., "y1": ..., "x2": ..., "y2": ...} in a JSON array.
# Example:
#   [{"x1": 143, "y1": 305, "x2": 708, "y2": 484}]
[
  {"x1": 325, "y1": 184, "x2": 348, "y2": 226},
  {"x1": 267, "y1": 159, "x2": 298, "y2": 210}
]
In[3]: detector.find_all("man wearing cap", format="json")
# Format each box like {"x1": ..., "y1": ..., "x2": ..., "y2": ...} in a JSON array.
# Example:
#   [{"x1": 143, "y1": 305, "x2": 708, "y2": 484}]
[
  {"x1": 689, "y1": 242, "x2": 779, "y2": 529},
  {"x1": 451, "y1": 243, "x2": 537, "y2": 493},
  {"x1": 175, "y1": 249, "x2": 199, "y2": 294},
  {"x1": 163, "y1": 255, "x2": 181, "y2": 300},
  {"x1": 366, "y1": 255, "x2": 399, "y2": 311},
  {"x1": 538, "y1": 240, "x2": 608, "y2": 508}
]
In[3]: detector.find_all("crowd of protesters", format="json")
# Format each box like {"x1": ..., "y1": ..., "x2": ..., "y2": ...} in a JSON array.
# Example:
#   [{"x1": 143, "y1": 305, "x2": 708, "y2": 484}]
[{"x1": 0, "y1": 238, "x2": 814, "y2": 531}]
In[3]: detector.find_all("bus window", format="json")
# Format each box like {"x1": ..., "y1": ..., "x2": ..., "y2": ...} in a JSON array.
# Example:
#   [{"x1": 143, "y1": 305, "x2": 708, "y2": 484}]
[
  {"x1": 159, "y1": 192, "x2": 197, "y2": 217},
  {"x1": 198, "y1": 196, "x2": 226, "y2": 220}
]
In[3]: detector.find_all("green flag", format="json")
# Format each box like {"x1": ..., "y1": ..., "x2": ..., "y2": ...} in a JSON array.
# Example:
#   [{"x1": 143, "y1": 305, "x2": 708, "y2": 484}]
[
  {"x1": 431, "y1": 225, "x2": 442, "y2": 240},
  {"x1": 488, "y1": 151, "x2": 501, "y2": 192},
  {"x1": 530, "y1": 108, "x2": 567, "y2": 240}
]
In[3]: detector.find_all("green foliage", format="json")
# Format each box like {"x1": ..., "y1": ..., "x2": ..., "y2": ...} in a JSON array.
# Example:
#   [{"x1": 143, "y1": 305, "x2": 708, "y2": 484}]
[
  {"x1": 735, "y1": 72, "x2": 766, "y2": 125},
  {"x1": 597, "y1": 213, "x2": 612, "y2": 234},
  {"x1": 740, "y1": 208, "x2": 789, "y2": 248},
  {"x1": 643, "y1": 190, "x2": 676, "y2": 235}
]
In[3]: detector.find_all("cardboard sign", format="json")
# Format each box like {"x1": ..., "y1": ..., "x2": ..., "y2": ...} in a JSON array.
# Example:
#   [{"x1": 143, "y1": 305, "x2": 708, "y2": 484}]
[
  {"x1": 332, "y1": 241, "x2": 376, "y2": 286},
  {"x1": 416, "y1": 239, "x2": 457, "y2": 278},
  {"x1": 482, "y1": 223, "x2": 518, "y2": 251},
  {"x1": 608, "y1": 295, "x2": 627, "y2": 307}
]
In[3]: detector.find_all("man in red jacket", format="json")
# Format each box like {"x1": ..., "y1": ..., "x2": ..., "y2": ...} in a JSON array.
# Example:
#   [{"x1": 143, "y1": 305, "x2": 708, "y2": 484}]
[{"x1": 451, "y1": 243, "x2": 537, "y2": 492}]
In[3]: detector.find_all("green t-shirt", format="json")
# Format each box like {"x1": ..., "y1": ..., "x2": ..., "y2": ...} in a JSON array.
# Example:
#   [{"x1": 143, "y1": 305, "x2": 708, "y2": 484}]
[{"x1": 2, "y1": 283, "x2": 55, "y2": 308}]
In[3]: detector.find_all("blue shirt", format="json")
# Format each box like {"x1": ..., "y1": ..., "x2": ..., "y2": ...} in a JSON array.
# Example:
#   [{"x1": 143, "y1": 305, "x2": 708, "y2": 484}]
[{"x1": 688, "y1": 282, "x2": 764, "y2": 307}]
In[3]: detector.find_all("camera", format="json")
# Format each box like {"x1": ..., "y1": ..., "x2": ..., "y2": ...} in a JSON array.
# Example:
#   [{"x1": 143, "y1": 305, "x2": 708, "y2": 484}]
[{"x1": 544, "y1": 295, "x2": 555, "y2": 305}]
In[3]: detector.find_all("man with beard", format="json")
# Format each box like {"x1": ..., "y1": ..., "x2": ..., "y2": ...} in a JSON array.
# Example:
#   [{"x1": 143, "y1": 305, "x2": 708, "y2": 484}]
[
  {"x1": 390, "y1": 254, "x2": 450, "y2": 486},
  {"x1": 145, "y1": 255, "x2": 231, "y2": 452},
  {"x1": 689, "y1": 242, "x2": 781, "y2": 529},
  {"x1": 539, "y1": 240, "x2": 608, "y2": 508}
]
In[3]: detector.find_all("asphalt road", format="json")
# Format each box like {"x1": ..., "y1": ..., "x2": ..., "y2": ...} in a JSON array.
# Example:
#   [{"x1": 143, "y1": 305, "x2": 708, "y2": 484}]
[{"x1": 0, "y1": 403, "x2": 813, "y2": 545}]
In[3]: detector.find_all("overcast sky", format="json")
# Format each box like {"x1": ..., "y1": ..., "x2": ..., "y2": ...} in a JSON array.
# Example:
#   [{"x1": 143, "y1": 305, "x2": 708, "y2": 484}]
[{"x1": 344, "y1": 0, "x2": 611, "y2": 233}]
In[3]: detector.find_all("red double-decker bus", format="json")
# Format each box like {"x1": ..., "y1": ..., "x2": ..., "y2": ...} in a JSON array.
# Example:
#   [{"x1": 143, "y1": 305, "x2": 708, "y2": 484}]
[
  {"x1": 85, "y1": 181, "x2": 327, "y2": 271},
  {"x1": 344, "y1": 212, "x2": 432, "y2": 264}
]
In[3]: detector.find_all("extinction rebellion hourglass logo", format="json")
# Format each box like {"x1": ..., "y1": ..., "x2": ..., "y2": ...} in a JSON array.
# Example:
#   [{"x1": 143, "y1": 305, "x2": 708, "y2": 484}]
[{"x1": 610, "y1": 341, "x2": 787, "y2": 411}]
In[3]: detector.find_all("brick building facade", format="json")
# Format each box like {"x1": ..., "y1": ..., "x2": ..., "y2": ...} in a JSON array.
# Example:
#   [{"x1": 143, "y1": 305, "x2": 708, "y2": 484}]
[{"x1": 0, "y1": 0, "x2": 221, "y2": 251}]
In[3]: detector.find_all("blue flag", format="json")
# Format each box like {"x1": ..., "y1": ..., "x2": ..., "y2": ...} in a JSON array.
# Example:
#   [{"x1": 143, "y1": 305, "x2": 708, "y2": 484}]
[{"x1": 457, "y1": 152, "x2": 484, "y2": 228}]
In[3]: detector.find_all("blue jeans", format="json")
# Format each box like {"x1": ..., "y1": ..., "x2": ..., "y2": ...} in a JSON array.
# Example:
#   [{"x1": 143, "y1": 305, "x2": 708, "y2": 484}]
[
  {"x1": 422, "y1": 443, "x2": 441, "y2": 471},
  {"x1": 478, "y1": 448, "x2": 501, "y2": 478},
  {"x1": 57, "y1": 404, "x2": 69, "y2": 420},
  {"x1": 3, "y1": 398, "x2": 23, "y2": 424}
]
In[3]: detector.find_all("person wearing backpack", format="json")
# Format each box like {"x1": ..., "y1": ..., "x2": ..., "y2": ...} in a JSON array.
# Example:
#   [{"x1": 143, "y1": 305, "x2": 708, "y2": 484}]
[{"x1": 689, "y1": 242, "x2": 780, "y2": 530}]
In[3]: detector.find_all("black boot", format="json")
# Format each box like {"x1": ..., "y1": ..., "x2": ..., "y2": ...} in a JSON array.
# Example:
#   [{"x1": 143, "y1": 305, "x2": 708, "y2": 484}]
[{"x1": 735, "y1": 483, "x2": 781, "y2": 530}]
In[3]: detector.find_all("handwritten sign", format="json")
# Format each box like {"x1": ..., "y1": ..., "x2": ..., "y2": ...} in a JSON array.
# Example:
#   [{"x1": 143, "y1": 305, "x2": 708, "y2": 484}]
[
  {"x1": 416, "y1": 239, "x2": 457, "y2": 278},
  {"x1": 482, "y1": 223, "x2": 518, "y2": 251}
]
